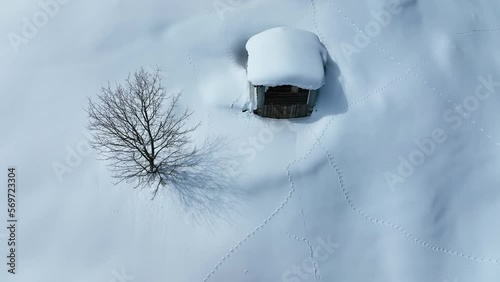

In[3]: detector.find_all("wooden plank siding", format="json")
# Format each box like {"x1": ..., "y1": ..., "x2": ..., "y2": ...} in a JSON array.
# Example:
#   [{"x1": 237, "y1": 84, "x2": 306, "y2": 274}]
[{"x1": 252, "y1": 85, "x2": 316, "y2": 118}]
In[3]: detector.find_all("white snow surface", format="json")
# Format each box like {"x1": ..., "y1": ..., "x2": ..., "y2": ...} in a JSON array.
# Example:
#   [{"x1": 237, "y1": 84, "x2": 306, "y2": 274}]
[
  {"x1": 2, "y1": 0, "x2": 500, "y2": 282},
  {"x1": 246, "y1": 26, "x2": 327, "y2": 89}
]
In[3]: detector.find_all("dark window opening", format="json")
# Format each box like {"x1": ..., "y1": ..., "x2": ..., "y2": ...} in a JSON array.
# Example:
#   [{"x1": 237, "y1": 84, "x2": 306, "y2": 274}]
[{"x1": 264, "y1": 85, "x2": 309, "y2": 105}]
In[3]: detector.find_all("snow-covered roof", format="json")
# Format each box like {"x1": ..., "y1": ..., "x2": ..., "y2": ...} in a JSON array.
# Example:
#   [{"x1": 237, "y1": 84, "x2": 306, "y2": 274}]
[{"x1": 246, "y1": 27, "x2": 328, "y2": 90}]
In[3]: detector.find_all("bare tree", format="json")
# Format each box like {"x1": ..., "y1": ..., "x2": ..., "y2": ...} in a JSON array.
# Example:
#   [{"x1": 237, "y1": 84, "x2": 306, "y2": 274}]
[{"x1": 87, "y1": 67, "x2": 200, "y2": 198}]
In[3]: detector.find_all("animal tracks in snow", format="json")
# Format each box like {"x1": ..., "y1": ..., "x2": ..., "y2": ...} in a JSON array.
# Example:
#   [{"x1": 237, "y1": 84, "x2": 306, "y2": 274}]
[
  {"x1": 326, "y1": 0, "x2": 403, "y2": 67},
  {"x1": 287, "y1": 232, "x2": 321, "y2": 281},
  {"x1": 325, "y1": 0, "x2": 500, "y2": 144},
  {"x1": 317, "y1": 140, "x2": 500, "y2": 265},
  {"x1": 203, "y1": 162, "x2": 298, "y2": 281},
  {"x1": 414, "y1": 71, "x2": 500, "y2": 147}
]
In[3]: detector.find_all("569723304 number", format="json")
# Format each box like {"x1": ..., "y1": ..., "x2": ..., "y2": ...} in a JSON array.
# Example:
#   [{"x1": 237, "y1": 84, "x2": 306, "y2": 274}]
[{"x1": 7, "y1": 168, "x2": 16, "y2": 217}]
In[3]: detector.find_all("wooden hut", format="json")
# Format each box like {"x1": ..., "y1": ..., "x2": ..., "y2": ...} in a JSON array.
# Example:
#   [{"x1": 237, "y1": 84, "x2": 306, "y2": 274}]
[{"x1": 246, "y1": 27, "x2": 327, "y2": 119}]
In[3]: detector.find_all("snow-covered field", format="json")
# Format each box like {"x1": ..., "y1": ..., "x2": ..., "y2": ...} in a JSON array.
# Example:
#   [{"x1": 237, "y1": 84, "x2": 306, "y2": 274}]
[{"x1": 2, "y1": 0, "x2": 500, "y2": 281}]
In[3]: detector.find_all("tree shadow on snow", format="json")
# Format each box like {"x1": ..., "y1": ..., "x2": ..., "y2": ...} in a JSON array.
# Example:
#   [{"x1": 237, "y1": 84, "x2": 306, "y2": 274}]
[{"x1": 160, "y1": 137, "x2": 244, "y2": 224}]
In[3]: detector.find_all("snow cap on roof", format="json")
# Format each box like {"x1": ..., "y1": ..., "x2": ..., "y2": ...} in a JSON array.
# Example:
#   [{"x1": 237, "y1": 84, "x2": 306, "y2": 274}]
[{"x1": 246, "y1": 27, "x2": 328, "y2": 90}]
